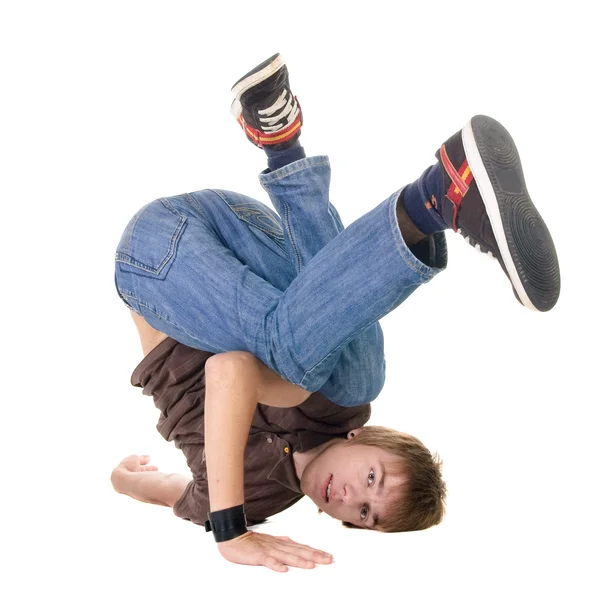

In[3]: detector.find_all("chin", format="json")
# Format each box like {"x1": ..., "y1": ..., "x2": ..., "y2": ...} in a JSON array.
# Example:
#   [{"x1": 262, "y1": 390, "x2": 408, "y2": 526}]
[
  {"x1": 304, "y1": 485, "x2": 321, "y2": 511},
  {"x1": 300, "y1": 480, "x2": 313, "y2": 502}
]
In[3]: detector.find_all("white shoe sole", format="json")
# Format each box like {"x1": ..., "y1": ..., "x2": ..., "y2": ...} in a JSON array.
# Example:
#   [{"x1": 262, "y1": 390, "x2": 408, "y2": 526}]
[
  {"x1": 461, "y1": 115, "x2": 560, "y2": 312},
  {"x1": 230, "y1": 54, "x2": 286, "y2": 120}
]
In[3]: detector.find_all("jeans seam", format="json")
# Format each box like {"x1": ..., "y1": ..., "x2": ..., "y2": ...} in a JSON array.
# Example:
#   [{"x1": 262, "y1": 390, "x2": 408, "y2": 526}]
[
  {"x1": 136, "y1": 299, "x2": 230, "y2": 354},
  {"x1": 298, "y1": 309, "x2": 388, "y2": 391},
  {"x1": 160, "y1": 197, "x2": 184, "y2": 217},
  {"x1": 117, "y1": 290, "x2": 139, "y2": 312},
  {"x1": 184, "y1": 192, "x2": 208, "y2": 219},
  {"x1": 211, "y1": 190, "x2": 285, "y2": 240},
  {"x1": 282, "y1": 200, "x2": 303, "y2": 272},
  {"x1": 298, "y1": 275, "x2": 420, "y2": 392}
]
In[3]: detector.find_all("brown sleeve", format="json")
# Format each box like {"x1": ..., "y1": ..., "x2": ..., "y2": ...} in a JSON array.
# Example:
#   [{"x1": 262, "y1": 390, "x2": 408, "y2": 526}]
[
  {"x1": 171, "y1": 438, "x2": 209, "y2": 526},
  {"x1": 172, "y1": 435, "x2": 301, "y2": 527},
  {"x1": 172, "y1": 479, "x2": 210, "y2": 526},
  {"x1": 173, "y1": 433, "x2": 302, "y2": 528}
]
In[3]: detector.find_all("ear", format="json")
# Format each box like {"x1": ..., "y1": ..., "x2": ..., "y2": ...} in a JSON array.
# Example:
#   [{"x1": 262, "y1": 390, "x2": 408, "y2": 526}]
[{"x1": 347, "y1": 427, "x2": 364, "y2": 440}]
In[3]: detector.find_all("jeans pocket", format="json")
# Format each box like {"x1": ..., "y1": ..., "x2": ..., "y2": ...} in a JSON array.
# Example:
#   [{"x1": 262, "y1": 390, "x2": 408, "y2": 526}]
[{"x1": 115, "y1": 198, "x2": 187, "y2": 279}]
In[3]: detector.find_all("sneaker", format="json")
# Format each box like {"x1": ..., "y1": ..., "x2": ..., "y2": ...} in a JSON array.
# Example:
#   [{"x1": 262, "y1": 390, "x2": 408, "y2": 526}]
[
  {"x1": 230, "y1": 53, "x2": 302, "y2": 149},
  {"x1": 435, "y1": 115, "x2": 560, "y2": 312}
]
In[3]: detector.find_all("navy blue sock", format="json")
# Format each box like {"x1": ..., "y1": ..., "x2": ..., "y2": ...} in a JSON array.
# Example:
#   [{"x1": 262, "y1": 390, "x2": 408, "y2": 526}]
[
  {"x1": 263, "y1": 141, "x2": 306, "y2": 172},
  {"x1": 401, "y1": 162, "x2": 448, "y2": 235}
]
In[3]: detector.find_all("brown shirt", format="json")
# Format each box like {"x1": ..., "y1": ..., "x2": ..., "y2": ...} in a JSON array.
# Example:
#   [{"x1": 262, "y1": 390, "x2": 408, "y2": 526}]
[{"x1": 131, "y1": 338, "x2": 371, "y2": 527}]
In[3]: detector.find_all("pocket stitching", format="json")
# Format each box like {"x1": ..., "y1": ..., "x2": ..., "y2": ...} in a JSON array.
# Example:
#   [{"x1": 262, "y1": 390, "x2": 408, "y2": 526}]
[{"x1": 115, "y1": 199, "x2": 187, "y2": 275}]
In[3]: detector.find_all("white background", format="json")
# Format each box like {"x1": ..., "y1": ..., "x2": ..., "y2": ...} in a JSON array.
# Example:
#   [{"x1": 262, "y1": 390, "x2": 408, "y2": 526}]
[{"x1": 2, "y1": 1, "x2": 598, "y2": 598}]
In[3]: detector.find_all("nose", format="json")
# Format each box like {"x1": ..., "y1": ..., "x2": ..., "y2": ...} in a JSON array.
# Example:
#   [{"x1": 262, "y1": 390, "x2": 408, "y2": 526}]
[{"x1": 341, "y1": 484, "x2": 357, "y2": 507}]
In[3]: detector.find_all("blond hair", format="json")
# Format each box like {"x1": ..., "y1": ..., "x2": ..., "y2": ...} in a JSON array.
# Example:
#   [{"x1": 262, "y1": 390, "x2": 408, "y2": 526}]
[{"x1": 319, "y1": 425, "x2": 446, "y2": 533}]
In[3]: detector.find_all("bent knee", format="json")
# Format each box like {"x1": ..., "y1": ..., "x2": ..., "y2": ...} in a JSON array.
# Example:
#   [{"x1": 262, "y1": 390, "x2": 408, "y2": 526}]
[{"x1": 361, "y1": 369, "x2": 386, "y2": 403}]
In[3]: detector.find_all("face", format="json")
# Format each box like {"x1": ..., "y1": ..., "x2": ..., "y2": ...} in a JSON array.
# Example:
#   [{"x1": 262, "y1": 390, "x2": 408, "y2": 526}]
[{"x1": 299, "y1": 435, "x2": 409, "y2": 529}]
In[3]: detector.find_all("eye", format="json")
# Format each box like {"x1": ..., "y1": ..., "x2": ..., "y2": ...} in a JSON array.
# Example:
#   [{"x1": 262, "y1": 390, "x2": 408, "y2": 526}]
[
  {"x1": 361, "y1": 470, "x2": 375, "y2": 522},
  {"x1": 368, "y1": 469, "x2": 375, "y2": 485}
]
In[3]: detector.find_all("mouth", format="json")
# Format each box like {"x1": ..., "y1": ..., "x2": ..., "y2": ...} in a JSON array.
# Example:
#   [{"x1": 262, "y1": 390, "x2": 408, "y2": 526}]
[{"x1": 321, "y1": 474, "x2": 333, "y2": 503}]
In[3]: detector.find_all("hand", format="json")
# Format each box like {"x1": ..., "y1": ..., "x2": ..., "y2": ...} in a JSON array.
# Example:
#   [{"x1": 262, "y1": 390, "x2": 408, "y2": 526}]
[
  {"x1": 217, "y1": 531, "x2": 333, "y2": 572},
  {"x1": 111, "y1": 455, "x2": 159, "y2": 491},
  {"x1": 114, "y1": 454, "x2": 159, "y2": 474}
]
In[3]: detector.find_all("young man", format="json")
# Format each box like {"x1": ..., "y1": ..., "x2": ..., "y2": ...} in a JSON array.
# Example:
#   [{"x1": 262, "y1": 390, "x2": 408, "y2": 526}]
[{"x1": 111, "y1": 53, "x2": 560, "y2": 572}]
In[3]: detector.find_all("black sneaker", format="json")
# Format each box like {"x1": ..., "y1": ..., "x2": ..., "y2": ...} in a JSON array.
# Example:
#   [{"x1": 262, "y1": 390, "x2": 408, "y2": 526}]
[
  {"x1": 230, "y1": 53, "x2": 302, "y2": 149},
  {"x1": 435, "y1": 115, "x2": 560, "y2": 312}
]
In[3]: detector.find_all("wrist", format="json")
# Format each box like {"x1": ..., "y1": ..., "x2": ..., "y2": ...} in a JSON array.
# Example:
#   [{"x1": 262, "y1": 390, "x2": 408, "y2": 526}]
[
  {"x1": 218, "y1": 530, "x2": 253, "y2": 547},
  {"x1": 205, "y1": 503, "x2": 249, "y2": 542},
  {"x1": 110, "y1": 467, "x2": 130, "y2": 493}
]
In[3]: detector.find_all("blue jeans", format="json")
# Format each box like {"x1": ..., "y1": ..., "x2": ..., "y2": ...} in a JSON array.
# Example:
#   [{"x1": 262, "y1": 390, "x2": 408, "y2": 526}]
[{"x1": 114, "y1": 156, "x2": 447, "y2": 407}]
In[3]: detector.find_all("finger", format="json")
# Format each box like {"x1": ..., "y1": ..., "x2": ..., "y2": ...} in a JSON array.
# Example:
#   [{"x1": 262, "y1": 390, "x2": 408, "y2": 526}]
[
  {"x1": 141, "y1": 466, "x2": 159, "y2": 471},
  {"x1": 263, "y1": 556, "x2": 288, "y2": 573},
  {"x1": 273, "y1": 539, "x2": 333, "y2": 563},
  {"x1": 301, "y1": 549, "x2": 333, "y2": 565},
  {"x1": 268, "y1": 549, "x2": 317, "y2": 570}
]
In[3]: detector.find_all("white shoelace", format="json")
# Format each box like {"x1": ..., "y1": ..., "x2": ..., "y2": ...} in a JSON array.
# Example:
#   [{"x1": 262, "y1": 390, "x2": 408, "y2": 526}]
[{"x1": 257, "y1": 89, "x2": 299, "y2": 132}]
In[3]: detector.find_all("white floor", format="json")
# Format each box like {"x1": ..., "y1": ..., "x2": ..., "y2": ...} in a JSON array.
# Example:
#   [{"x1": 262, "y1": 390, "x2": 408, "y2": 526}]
[{"x1": 3, "y1": 2, "x2": 598, "y2": 599}]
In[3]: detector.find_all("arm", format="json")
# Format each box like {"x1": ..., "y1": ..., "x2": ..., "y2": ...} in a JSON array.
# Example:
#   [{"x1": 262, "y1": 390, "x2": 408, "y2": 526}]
[
  {"x1": 111, "y1": 455, "x2": 191, "y2": 507},
  {"x1": 204, "y1": 351, "x2": 333, "y2": 572},
  {"x1": 204, "y1": 351, "x2": 310, "y2": 512}
]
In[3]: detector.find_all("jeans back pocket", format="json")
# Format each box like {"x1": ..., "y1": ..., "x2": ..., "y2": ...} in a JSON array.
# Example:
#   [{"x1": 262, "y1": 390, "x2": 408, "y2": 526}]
[{"x1": 115, "y1": 198, "x2": 187, "y2": 279}]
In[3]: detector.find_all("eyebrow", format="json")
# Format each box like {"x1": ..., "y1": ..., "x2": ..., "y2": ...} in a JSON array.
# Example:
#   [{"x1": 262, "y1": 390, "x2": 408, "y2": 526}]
[{"x1": 371, "y1": 460, "x2": 386, "y2": 529}]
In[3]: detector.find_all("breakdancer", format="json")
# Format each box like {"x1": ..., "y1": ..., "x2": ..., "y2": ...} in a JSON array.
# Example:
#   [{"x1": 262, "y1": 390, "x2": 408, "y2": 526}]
[{"x1": 111, "y1": 53, "x2": 560, "y2": 572}]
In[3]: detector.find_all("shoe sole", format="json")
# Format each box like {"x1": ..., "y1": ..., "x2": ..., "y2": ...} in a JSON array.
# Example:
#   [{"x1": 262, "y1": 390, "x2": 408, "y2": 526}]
[
  {"x1": 462, "y1": 115, "x2": 560, "y2": 312},
  {"x1": 230, "y1": 53, "x2": 286, "y2": 120}
]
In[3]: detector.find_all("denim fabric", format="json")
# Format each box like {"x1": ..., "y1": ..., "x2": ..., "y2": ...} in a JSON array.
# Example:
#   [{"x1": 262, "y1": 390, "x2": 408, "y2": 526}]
[{"x1": 114, "y1": 156, "x2": 448, "y2": 407}]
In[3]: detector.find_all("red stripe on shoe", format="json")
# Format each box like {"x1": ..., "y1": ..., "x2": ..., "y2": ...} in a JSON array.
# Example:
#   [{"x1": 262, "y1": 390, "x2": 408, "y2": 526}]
[
  {"x1": 447, "y1": 162, "x2": 473, "y2": 201},
  {"x1": 440, "y1": 145, "x2": 469, "y2": 196},
  {"x1": 239, "y1": 98, "x2": 302, "y2": 147},
  {"x1": 441, "y1": 153, "x2": 475, "y2": 232},
  {"x1": 242, "y1": 114, "x2": 301, "y2": 146},
  {"x1": 261, "y1": 119, "x2": 301, "y2": 144},
  {"x1": 447, "y1": 183, "x2": 463, "y2": 204},
  {"x1": 458, "y1": 163, "x2": 473, "y2": 187}
]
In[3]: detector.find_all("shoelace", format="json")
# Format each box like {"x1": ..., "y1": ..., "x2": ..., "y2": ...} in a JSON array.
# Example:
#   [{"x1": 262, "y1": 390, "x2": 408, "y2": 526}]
[
  {"x1": 457, "y1": 229, "x2": 496, "y2": 260},
  {"x1": 258, "y1": 89, "x2": 299, "y2": 132}
]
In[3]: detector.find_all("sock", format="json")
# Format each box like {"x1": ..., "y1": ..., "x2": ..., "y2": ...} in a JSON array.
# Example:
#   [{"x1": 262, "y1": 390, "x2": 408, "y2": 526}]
[
  {"x1": 401, "y1": 162, "x2": 448, "y2": 235},
  {"x1": 263, "y1": 140, "x2": 306, "y2": 172}
]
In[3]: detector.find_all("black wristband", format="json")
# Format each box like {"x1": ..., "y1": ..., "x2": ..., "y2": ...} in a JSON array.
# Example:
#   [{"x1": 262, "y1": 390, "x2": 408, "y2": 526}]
[{"x1": 204, "y1": 504, "x2": 248, "y2": 543}]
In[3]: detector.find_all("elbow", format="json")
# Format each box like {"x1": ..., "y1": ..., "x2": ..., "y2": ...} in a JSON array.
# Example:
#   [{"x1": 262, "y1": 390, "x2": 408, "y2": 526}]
[
  {"x1": 205, "y1": 351, "x2": 258, "y2": 376},
  {"x1": 206, "y1": 352, "x2": 309, "y2": 409},
  {"x1": 205, "y1": 352, "x2": 262, "y2": 389}
]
